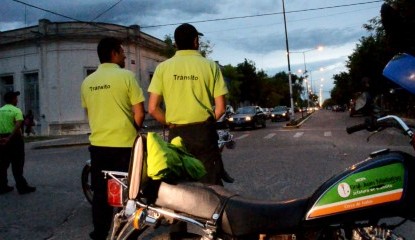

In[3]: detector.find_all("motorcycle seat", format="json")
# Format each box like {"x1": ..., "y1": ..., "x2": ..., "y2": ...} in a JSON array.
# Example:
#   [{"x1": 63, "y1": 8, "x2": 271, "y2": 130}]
[
  {"x1": 154, "y1": 181, "x2": 237, "y2": 220},
  {"x1": 221, "y1": 195, "x2": 309, "y2": 237},
  {"x1": 153, "y1": 181, "x2": 309, "y2": 237}
]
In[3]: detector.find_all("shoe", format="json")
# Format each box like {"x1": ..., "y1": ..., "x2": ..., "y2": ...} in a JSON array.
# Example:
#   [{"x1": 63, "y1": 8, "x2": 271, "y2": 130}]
[
  {"x1": 17, "y1": 185, "x2": 36, "y2": 195},
  {"x1": 222, "y1": 171, "x2": 234, "y2": 183},
  {"x1": 0, "y1": 186, "x2": 14, "y2": 195}
]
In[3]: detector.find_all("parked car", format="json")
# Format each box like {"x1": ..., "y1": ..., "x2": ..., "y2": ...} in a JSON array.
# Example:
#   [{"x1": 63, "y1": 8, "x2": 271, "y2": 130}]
[
  {"x1": 270, "y1": 106, "x2": 290, "y2": 122},
  {"x1": 227, "y1": 106, "x2": 267, "y2": 130},
  {"x1": 214, "y1": 105, "x2": 235, "y2": 129},
  {"x1": 332, "y1": 105, "x2": 346, "y2": 112}
]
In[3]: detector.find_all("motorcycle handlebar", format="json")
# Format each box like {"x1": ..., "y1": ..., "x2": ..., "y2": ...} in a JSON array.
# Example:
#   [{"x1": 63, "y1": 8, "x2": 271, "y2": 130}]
[
  {"x1": 346, "y1": 123, "x2": 368, "y2": 134},
  {"x1": 346, "y1": 115, "x2": 414, "y2": 139}
]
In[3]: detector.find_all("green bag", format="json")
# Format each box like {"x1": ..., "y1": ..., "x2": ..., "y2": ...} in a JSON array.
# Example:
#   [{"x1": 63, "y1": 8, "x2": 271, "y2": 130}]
[{"x1": 146, "y1": 132, "x2": 206, "y2": 180}]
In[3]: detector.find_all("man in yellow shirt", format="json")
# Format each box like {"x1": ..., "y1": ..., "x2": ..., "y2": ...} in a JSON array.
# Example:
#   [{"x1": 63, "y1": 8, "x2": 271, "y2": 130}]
[
  {"x1": 0, "y1": 91, "x2": 36, "y2": 195},
  {"x1": 148, "y1": 23, "x2": 229, "y2": 184},
  {"x1": 148, "y1": 23, "x2": 230, "y2": 239},
  {"x1": 81, "y1": 37, "x2": 145, "y2": 240}
]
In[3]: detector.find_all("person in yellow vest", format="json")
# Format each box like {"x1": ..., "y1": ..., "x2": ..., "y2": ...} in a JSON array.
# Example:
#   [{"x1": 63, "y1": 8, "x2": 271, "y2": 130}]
[
  {"x1": 81, "y1": 37, "x2": 145, "y2": 240},
  {"x1": 148, "y1": 23, "x2": 230, "y2": 185},
  {"x1": 148, "y1": 23, "x2": 232, "y2": 238},
  {"x1": 0, "y1": 91, "x2": 36, "y2": 195}
]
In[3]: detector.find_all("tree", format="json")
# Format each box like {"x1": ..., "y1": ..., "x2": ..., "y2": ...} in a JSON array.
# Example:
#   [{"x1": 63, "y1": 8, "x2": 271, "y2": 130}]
[
  {"x1": 236, "y1": 59, "x2": 261, "y2": 105},
  {"x1": 221, "y1": 64, "x2": 242, "y2": 107},
  {"x1": 160, "y1": 34, "x2": 214, "y2": 58},
  {"x1": 329, "y1": 0, "x2": 415, "y2": 116}
]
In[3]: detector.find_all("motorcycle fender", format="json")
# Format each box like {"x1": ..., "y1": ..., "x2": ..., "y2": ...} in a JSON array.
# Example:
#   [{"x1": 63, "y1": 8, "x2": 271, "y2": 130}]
[{"x1": 305, "y1": 151, "x2": 415, "y2": 221}]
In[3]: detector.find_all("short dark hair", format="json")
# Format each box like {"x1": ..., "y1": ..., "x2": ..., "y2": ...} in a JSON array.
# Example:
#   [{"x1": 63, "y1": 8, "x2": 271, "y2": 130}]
[
  {"x1": 3, "y1": 91, "x2": 20, "y2": 103},
  {"x1": 174, "y1": 23, "x2": 203, "y2": 50},
  {"x1": 97, "y1": 37, "x2": 123, "y2": 63}
]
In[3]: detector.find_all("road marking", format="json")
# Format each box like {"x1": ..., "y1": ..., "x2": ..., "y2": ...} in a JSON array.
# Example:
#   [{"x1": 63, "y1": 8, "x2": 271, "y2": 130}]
[
  {"x1": 293, "y1": 132, "x2": 304, "y2": 138},
  {"x1": 264, "y1": 133, "x2": 276, "y2": 139},
  {"x1": 235, "y1": 134, "x2": 249, "y2": 140},
  {"x1": 324, "y1": 131, "x2": 332, "y2": 137}
]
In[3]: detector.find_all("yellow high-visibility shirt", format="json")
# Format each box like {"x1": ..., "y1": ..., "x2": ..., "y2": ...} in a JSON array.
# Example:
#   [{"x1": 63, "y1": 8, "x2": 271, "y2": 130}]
[
  {"x1": 148, "y1": 50, "x2": 228, "y2": 124},
  {"x1": 81, "y1": 63, "x2": 145, "y2": 147}
]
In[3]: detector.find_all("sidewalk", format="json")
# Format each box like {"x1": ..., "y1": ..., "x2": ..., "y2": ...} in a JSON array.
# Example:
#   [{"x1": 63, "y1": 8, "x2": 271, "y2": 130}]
[
  {"x1": 27, "y1": 127, "x2": 169, "y2": 150},
  {"x1": 27, "y1": 134, "x2": 90, "y2": 149}
]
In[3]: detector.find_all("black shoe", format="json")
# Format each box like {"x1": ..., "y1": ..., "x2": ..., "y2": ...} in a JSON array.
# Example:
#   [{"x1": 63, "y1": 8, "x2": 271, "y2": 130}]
[
  {"x1": 0, "y1": 186, "x2": 14, "y2": 195},
  {"x1": 17, "y1": 185, "x2": 36, "y2": 195},
  {"x1": 222, "y1": 171, "x2": 234, "y2": 183}
]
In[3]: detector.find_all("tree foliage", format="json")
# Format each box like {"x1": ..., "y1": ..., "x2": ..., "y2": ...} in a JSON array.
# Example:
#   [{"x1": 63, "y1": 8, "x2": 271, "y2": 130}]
[
  {"x1": 160, "y1": 34, "x2": 214, "y2": 58},
  {"x1": 221, "y1": 60, "x2": 304, "y2": 109},
  {"x1": 330, "y1": 0, "x2": 415, "y2": 115}
]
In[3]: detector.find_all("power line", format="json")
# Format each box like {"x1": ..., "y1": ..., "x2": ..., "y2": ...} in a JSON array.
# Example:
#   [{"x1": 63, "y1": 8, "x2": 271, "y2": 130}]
[
  {"x1": 140, "y1": 0, "x2": 383, "y2": 28},
  {"x1": 10, "y1": 0, "x2": 128, "y2": 35},
  {"x1": 11, "y1": 0, "x2": 382, "y2": 30},
  {"x1": 11, "y1": 0, "x2": 82, "y2": 23},
  {"x1": 90, "y1": 0, "x2": 124, "y2": 22}
]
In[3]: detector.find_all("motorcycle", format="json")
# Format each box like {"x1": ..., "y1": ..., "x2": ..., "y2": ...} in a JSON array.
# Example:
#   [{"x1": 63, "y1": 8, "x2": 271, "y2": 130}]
[
  {"x1": 102, "y1": 53, "x2": 415, "y2": 240},
  {"x1": 82, "y1": 127, "x2": 236, "y2": 205}
]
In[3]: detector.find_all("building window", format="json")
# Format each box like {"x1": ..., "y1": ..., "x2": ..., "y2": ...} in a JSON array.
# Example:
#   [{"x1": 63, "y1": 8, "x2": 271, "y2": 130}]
[
  {"x1": 85, "y1": 68, "x2": 97, "y2": 77},
  {"x1": 0, "y1": 75, "x2": 14, "y2": 106}
]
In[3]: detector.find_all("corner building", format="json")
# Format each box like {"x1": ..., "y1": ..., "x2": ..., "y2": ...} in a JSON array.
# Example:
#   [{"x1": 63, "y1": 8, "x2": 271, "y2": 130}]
[{"x1": 0, "y1": 19, "x2": 166, "y2": 135}]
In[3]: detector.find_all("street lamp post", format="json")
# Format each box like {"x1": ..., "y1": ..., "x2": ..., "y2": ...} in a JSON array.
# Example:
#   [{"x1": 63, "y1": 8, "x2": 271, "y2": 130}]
[
  {"x1": 281, "y1": 0, "x2": 295, "y2": 120},
  {"x1": 291, "y1": 46, "x2": 323, "y2": 97}
]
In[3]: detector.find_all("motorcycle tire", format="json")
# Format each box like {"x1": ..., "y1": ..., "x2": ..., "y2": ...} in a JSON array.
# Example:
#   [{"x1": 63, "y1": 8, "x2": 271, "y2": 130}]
[{"x1": 81, "y1": 164, "x2": 94, "y2": 204}]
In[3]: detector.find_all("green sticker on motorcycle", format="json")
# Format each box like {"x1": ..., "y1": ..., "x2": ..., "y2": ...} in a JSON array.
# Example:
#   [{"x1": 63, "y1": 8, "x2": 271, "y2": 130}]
[{"x1": 307, "y1": 163, "x2": 404, "y2": 219}]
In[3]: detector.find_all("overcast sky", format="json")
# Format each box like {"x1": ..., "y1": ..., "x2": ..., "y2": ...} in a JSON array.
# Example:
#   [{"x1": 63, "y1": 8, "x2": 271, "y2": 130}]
[{"x1": 1, "y1": 0, "x2": 384, "y2": 102}]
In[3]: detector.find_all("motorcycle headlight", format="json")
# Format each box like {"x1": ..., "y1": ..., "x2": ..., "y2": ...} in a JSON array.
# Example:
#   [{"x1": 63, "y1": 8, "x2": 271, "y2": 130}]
[
  {"x1": 245, "y1": 116, "x2": 252, "y2": 121},
  {"x1": 271, "y1": 114, "x2": 275, "y2": 117},
  {"x1": 228, "y1": 117, "x2": 234, "y2": 122},
  {"x1": 282, "y1": 113, "x2": 286, "y2": 116}
]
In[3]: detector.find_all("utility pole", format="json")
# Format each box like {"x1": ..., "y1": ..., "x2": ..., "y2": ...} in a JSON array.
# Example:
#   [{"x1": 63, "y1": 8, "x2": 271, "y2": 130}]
[{"x1": 282, "y1": 0, "x2": 295, "y2": 120}]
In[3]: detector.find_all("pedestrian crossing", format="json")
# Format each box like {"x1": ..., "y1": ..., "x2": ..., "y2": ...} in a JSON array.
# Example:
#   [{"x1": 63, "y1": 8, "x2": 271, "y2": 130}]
[
  {"x1": 231, "y1": 128, "x2": 405, "y2": 141},
  {"x1": 233, "y1": 131, "x2": 335, "y2": 140}
]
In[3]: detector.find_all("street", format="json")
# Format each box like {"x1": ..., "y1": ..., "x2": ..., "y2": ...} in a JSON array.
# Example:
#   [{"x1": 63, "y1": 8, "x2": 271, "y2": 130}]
[{"x1": 1, "y1": 110, "x2": 415, "y2": 239}]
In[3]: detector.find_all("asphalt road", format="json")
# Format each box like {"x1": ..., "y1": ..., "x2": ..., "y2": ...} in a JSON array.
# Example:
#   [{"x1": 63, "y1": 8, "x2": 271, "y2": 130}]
[{"x1": 1, "y1": 110, "x2": 414, "y2": 239}]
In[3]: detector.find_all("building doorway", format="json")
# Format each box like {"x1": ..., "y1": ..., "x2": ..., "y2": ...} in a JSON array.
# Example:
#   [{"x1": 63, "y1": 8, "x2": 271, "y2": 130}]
[{"x1": 24, "y1": 72, "x2": 40, "y2": 127}]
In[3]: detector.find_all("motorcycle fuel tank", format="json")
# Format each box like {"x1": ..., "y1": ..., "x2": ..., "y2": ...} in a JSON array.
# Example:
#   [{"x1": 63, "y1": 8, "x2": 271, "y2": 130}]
[{"x1": 305, "y1": 151, "x2": 415, "y2": 222}]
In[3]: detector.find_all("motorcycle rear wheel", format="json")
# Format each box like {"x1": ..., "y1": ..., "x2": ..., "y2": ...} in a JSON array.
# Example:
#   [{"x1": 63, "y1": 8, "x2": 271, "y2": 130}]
[{"x1": 81, "y1": 163, "x2": 93, "y2": 204}]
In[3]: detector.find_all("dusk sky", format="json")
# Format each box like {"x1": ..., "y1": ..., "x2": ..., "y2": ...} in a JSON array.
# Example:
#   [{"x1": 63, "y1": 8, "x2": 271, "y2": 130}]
[{"x1": 1, "y1": 0, "x2": 384, "y2": 101}]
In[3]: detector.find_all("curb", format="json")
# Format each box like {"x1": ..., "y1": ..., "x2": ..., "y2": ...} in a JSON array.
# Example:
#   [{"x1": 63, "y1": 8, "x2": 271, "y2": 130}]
[
  {"x1": 31, "y1": 142, "x2": 90, "y2": 150},
  {"x1": 283, "y1": 112, "x2": 313, "y2": 129}
]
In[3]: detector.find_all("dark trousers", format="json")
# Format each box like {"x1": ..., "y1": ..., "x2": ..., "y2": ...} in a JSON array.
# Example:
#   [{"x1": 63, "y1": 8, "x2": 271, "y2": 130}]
[
  {"x1": 168, "y1": 121, "x2": 223, "y2": 185},
  {"x1": 0, "y1": 135, "x2": 28, "y2": 189},
  {"x1": 89, "y1": 146, "x2": 131, "y2": 240}
]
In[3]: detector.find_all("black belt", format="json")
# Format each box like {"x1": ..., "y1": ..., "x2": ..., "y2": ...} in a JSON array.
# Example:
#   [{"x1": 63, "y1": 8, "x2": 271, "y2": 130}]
[
  {"x1": 169, "y1": 117, "x2": 215, "y2": 129},
  {"x1": 0, "y1": 133, "x2": 11, "y2": 138}
]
